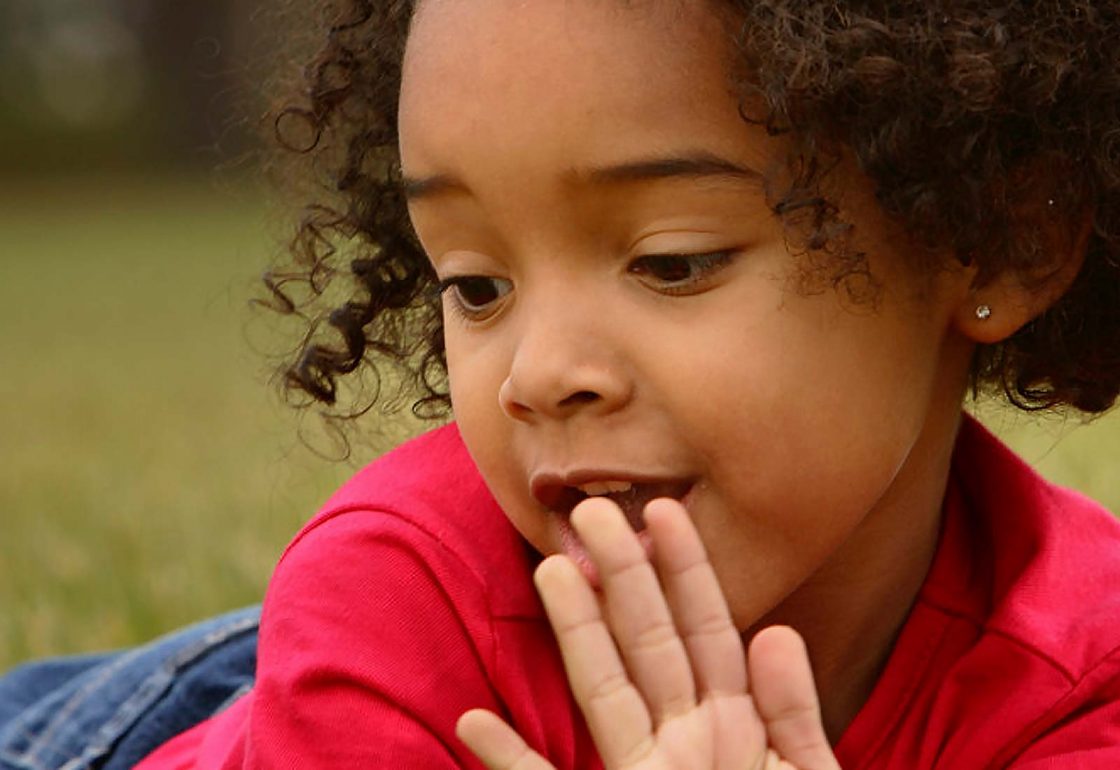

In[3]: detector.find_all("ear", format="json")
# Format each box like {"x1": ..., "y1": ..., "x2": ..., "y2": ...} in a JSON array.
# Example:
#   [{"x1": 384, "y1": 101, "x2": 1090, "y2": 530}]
[{"x1": 954, "y1": 205, "x2": 1092, "y2": 345}]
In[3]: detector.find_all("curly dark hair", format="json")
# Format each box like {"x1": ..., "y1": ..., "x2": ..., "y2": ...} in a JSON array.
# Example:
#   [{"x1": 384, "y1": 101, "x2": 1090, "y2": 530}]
[{"x1": 261, "y1": 0, "x2": 1120, "y2": 423}]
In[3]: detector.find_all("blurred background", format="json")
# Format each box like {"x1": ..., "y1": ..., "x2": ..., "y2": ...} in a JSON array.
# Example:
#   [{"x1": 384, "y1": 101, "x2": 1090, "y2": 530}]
[
  {"x1": 0, "y1": 0, "x2": 376, "y2": 668},
  {"x1": 1, "y1": 0, "x2": 1118, "y2": 670},
  {"x1": 1, "y1": 0, "x2": 262, "y2": 176}
]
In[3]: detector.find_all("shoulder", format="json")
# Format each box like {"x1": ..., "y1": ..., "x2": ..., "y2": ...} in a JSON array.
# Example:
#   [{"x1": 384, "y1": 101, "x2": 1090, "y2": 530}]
[
  {"x1": 920, "y1": 417, "x2": 1120, "y2": 765},
  {"x1": 242, "y1": 425, "x2": 548, "y2": 768},
  {"x1": 277, "y1": 423, "x2": 542, "y2": 619},
  {"x1": 259, "y1": 423, "x2": 544, "y2": 694},
  {"x1": 950, "y1": 416, "x2": 1120, "y2": 679},
  {"x1": 844, "y1": 418, "x2": 1120, "y2": 768}
]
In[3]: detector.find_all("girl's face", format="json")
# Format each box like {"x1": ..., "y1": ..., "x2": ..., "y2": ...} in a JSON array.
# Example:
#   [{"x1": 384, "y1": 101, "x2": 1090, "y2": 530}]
[{"x1": 400, "y1": 0, "x2": 976, "y2": 629}]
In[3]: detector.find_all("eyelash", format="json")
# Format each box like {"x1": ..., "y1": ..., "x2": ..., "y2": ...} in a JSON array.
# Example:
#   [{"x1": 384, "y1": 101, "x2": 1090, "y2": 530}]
[
  {"x1": 437, "y1": 276, "x2": 513, "y2": 322},
  {"x1": 436, "y1": 249, "x2": 736, "y2": 322},
  {"x1": 626, "y1": 250, "x2": 736, "y2": 294}
]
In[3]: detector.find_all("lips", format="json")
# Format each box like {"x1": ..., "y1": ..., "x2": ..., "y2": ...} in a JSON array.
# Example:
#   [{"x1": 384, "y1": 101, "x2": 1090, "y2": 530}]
[{"x1": 531, "y1": 472, "x2": 693, "y2": 532}]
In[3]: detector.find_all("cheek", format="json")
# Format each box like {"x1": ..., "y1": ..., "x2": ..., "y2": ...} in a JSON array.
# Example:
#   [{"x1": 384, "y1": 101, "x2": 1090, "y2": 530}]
[
  {"x1": 450, "y1": 369, "x2": 554, "y2": 554},
  {"x1": 666, "y1": 297, "x2": 942, "y2": 522},
  {"x1": 445, "y1": 330, "x2": 535, "y2": 520},
  {"x1": 447, "y1": 333, "x2": 505, "y2": 455}
]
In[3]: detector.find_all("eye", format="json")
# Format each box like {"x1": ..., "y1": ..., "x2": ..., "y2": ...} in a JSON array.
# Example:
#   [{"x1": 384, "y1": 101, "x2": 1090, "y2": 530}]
[
  {"x1": 627, "y1": 250, "x2": 735, "y2": 294},
  {"x1": 437, "y1": 275, "x2": 513, "y2": 320}
]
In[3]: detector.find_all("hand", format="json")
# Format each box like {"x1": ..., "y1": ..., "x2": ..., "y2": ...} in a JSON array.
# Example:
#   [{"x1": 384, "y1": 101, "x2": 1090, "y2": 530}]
[{"x1": 456, "y1": 497, "x2": 841, "y2": 770}]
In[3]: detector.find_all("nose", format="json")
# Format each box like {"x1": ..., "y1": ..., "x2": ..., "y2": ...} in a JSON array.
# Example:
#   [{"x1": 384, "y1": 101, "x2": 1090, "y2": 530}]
[{"x1": 497, "y1": 306, "x2": 633, "y2": 423}]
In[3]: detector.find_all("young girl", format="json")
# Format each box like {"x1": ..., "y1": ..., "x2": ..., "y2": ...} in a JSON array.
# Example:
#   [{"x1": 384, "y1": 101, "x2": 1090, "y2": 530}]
[{"x1": 4, "y1": 0, "x2": 1120, "y2": 767}]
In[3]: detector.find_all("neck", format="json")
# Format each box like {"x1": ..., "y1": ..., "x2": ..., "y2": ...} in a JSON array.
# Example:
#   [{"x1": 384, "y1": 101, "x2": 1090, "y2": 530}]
[{"x1": 755, "y1": 409, "x2": 964, "y2": 743}]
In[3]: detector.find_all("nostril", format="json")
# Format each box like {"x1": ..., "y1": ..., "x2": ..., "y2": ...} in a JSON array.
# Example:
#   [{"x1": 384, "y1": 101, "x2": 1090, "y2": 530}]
[
  {"x1": 499, "y1": 360, "x2": 630, "y2": 420},
  {"x1": 559, "y1": 390, "x2": 600, "y2": 407}
]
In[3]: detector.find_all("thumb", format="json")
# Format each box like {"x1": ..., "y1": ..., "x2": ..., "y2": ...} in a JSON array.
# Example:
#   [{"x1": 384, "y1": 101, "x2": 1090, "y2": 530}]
[{"x1": 748, "y1": 626, "x2": 841, "y2": 770}]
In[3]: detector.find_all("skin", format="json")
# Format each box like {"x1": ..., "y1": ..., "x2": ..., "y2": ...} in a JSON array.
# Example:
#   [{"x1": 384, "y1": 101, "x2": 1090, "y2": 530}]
[
  {"x1": 461, "y1": 497, "x2": 841, "y2": 770},
  {"x1": 396, "y1": 0, "x2": 1077, "y2": 763}
]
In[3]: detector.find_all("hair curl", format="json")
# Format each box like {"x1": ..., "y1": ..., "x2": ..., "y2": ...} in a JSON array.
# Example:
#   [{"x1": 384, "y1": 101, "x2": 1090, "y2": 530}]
[{"x1": 262, "y1": 0, "x2": 1120, "y2": 422}]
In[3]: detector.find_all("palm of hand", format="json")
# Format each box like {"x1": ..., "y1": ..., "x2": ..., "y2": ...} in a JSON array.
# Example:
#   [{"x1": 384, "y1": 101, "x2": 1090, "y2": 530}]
[
  {"x1": 624, "y1": 693, "x2": 766, "y2": 770},
  {"x1": 457, "y1": 498, "x2": 840, "y2": 770}
]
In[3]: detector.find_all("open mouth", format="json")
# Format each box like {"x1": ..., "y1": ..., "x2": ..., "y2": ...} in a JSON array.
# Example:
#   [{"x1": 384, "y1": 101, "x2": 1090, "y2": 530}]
[{"x1": 534, "y1": 478, "x2": 694, "y2": 532}]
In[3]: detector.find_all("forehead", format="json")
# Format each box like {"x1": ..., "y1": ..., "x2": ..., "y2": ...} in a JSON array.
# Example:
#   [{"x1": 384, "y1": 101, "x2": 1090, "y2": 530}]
[
  {"x1": 406, "y1": 0, "x2": 721, "y2": 68},
  {"x1": 399, "y1": 0, "x2": 746, "y2": 173}
]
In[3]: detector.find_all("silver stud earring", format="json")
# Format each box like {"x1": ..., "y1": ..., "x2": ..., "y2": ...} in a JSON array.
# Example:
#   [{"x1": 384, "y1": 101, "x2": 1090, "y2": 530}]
[{"x1": 975, "y1": 304, "x2": 992, "y2": 320}]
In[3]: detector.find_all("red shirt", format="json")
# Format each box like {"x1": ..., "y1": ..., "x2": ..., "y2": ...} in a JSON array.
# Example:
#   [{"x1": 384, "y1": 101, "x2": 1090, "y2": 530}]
[{"x1": 137, "y1": 417, "x2": 1120, "y2": 768}]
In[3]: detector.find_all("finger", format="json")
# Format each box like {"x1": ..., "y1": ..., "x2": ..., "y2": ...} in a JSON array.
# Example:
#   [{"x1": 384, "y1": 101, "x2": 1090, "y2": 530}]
[
  {"x1": 748, "y1": 626, "x2": 841, "y2": 770},
  {"x1": 708, "y1": 687, "x2": 771, "y2": 770},
  {"x1": 534, "y1": 554, "x2": 656, "y2": 767},
  {"x1": 456, "y1": 709, "x2": 557, "y2": 770},
  {"x1": 643, "y1": 498, "x2": 747, "y2": 697},
  {"x1": 569, "y1": 498, "x2": 697, "y2": 722}
]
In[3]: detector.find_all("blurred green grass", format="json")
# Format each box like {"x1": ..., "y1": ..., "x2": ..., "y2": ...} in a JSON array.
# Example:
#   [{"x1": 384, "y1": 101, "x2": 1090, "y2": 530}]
[
  {"x1": 0, "y1": 178, "x2": 1117, "y2": 671},
  {"x1": 0, "y1": 177, "x2": 413, "y2": 669}
]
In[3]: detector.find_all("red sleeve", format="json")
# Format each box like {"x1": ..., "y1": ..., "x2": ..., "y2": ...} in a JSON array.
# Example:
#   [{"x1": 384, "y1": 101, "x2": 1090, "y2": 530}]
[{"x1": 239, "y1": 508, "x2": 500, "y2": 769}]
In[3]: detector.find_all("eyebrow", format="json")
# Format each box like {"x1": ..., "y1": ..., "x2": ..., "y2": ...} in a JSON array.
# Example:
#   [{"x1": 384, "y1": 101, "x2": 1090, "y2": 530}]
[
  {"x1": 400, "y1": 151, "x2": 765, "y2": 201},
  {"x1": 581, "y1": 152, "x2": 765, "y2": 187},
  {"x1": 401, "y1": 173, "x2": 464, "y2": 201}
]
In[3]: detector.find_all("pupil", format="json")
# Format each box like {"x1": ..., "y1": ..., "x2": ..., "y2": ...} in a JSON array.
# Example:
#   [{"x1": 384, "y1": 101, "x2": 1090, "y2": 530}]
[
  {"x1": 458, "y1": 278, "x2": 497, "y2": 307},
  {"x1": 647, "y1": 256, "x2": 691, "y2": 282}
]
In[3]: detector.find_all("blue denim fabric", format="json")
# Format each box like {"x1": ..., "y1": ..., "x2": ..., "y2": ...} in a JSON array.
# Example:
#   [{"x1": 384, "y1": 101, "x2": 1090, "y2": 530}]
[{"x1": 0, "y1": 606, "x2": 259, "y2": 770}]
